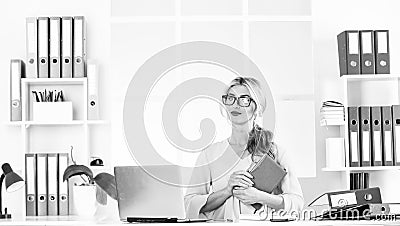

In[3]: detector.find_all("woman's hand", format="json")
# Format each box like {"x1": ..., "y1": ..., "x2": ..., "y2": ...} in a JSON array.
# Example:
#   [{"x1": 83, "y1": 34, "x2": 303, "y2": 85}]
[
  {"x1": 225, "y1": 170, "x2": 254, "y2": 194},
  {"x1": 232, "y1": 187, "x2": 263, "y2": 205}
]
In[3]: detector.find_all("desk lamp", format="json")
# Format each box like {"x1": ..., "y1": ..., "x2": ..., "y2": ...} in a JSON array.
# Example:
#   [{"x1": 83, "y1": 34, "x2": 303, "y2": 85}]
[{"x1": 0, "y1": 163, "x2": 24, "y2": 219}]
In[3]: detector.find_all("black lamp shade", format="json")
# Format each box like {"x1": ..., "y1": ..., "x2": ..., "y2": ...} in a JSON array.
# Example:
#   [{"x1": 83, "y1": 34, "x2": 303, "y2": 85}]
[{"x1": 1, "y1": 163, "x2": 24, "y2": 192}]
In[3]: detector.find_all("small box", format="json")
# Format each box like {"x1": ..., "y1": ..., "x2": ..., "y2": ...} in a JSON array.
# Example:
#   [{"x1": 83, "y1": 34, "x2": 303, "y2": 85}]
[
  {"x1": 326, "y1": 138, "x2": 345, "y2": 168},
  {"x1": 33, "y1": 102, "x2": 73, "y2": 122}
]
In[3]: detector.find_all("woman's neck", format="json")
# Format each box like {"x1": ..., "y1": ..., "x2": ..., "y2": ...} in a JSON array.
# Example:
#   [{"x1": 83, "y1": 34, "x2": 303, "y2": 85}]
[{"x1": 228, "y1": 122, "x2": 253, "y2": 146}]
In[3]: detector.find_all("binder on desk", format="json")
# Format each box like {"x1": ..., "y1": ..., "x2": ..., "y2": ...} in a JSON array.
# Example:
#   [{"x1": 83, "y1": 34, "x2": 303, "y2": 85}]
[
  {"x1": 10, "y1": 59, "x2": 24, "y2": 121},
  {"x1": 337, "y1": 30, "x2": 360, "y2": 76},
  {"x1": 47, "y1": 154, "x2": 58, "y2": 215},
  {"x1": 26, "y1": 17, "x2": 38, "y2": 78},
  {"x1": 37, "y1": 154, "x2": 47, "y2": 216},
  {"x1": 61, "y1": 17, "x2": 73, "y2": 78},
  {"x1": 359, "y1": 106, "x2": 371, "y2": 166},
  {"x1": 25, "y1": 154, "x2": 37, "y2": 216},
  {"x1": 38, "y1": 17, "x2": 49, "y2": 78},
  {"x1": 73, "y1": 16, "x2": 86, "y2": 78},
  {"x1": 392, "y1": 105, "x2": 400, "y2": 166},
  {"x1": 374, "y1": 30, "x2": 390, "y2": 74},
  {"x1": 359, "y1": 31, "x2": 375, "y2": 74},
  {"x1": 371, "y1": 107, "x2": 383, "y2": 166},
  {"x1": 382, "y1": 106, "x2": 393, "y2": 166},
  {"x1": 348, "y1": 107, "x2": 361, "y2": 167},
  {"x1": 49, "y1": 17, "x2": 61, "y2": 78},
  {"x1": 58, "y1": 153, "x2": 69, "y2": 215}
]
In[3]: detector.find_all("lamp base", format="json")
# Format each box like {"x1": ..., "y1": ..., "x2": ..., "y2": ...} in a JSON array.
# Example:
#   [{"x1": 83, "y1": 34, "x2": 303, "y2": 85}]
[{"x1": 0, "y1": 213, "x2": 11, "y2": 219}]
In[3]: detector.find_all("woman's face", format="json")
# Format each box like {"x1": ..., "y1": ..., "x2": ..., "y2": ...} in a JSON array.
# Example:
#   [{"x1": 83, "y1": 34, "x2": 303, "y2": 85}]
[{"x1": 223, "y1": 85, "x2": 257, "y2": 125}]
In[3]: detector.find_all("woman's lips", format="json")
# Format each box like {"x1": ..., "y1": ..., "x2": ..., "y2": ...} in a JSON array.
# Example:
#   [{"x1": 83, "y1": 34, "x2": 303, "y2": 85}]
[{"x1": 231, "y1": 111, "x2": 242, "y2": 116}]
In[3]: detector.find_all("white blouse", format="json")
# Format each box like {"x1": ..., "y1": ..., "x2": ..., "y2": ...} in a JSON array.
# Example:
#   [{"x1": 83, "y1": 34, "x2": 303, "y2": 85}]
[{"x1": 184, "y1": 139, "x2": 304, "y2": 221}]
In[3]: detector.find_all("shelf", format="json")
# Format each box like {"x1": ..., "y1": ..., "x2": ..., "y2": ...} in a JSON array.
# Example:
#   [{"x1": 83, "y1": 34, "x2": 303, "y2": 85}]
[
  {"x1": 322, "y1": 166, "x2": 400, "y2": 172},
  {"x1": 4, "y1": 120, "x2": 109, "y2": 126},
  {"x1": 22, "y1": 78, "x2": 86, "y2": 85},
  {"x1": 341, "y1": 74, "x2": 400, "y2": 81}
]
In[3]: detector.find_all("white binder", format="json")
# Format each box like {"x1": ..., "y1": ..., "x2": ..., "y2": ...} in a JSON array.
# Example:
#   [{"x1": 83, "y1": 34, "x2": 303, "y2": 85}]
[
  {"x1": 49, "y1": 17, "x2": 61, "y2": 78},
  {"x1": 10, "y1": 59, "x2": 24, "y2": 121},
  {"x1": 87, "y1": 61, "x2": 99, "y2": 120},
  {"x1": 58, "y1": 153, "x2": 69, "y2": 215},
  {"x1": 61, "y1": 17, "x2": 73, "y2": 78},
  {"x1": 37, "y1": 154, "x2": 47, "y2": 216},
  {"x1": 26, "y1": 17, "x2": 38, "y2": 78},
  {"x1": 25, "y1": 154, "x2": 37, "y2": 216},
  {"x1": 38, "y1": 17, "x2": 49, "y2": 78},
  {"x1": 47, "y1": 154, "x2": 58, "y2": 215},
  {"x1": 73, "y1": 16, "x2": 86, "y2": 78}
]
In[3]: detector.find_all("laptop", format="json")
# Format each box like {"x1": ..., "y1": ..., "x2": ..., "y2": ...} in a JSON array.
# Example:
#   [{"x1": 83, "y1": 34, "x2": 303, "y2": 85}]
[{"x1": 114, "y1": 165, "x2": 209, "y2": 223}]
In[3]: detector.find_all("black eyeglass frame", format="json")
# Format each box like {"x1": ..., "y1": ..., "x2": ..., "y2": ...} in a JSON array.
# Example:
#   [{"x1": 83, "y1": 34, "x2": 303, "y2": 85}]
[{"x1": 221, "y1": 94, "x2": 255, "y2": 107}]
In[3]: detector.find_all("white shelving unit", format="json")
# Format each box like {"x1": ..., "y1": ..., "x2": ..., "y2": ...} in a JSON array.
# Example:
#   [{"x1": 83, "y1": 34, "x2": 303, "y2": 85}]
[{"x1": 323, "y1": 73, "x2": 400, "y2": 189}]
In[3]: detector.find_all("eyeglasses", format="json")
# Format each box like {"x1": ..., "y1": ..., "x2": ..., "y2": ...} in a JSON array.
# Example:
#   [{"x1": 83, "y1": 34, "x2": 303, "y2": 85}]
[{"x1": 222, "y1": 94, "x2": 254, "y2": 107}]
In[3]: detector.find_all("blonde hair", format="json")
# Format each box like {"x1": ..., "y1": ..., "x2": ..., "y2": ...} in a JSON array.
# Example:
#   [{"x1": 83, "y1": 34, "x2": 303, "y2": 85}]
[{"x1": 225, "y1": 77, "x2": 277, "y2": 161}]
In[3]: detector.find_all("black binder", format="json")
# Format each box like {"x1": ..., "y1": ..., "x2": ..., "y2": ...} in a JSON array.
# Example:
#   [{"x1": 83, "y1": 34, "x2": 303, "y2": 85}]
[
  {"x1": 382, "y1": 106, "x2": 393, "y2": 166},
  {"x1": 359, "y1": 107, "x2": 371, "y2": 166},
  {"x1": 374, "y1": 30, "x2": 390, "y2": 74},
  {"x1": 392, "y1": 105, "x2": 400, "y2": 166},
  {"x1": 371, "y1": 107, "x2": 383, "y2": 166},
  {"x1": 348, "y1": 107, "x2": 361, "y2": 167},
  {"x1": 359, "y1": 30, "x2": 375, "y2": 74},
  {"x1": 337, "y1": 30, "x2": 361, "y2": 76}
]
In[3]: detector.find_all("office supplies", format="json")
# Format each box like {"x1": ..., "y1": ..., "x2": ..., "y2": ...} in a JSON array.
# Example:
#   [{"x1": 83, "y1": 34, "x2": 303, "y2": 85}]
[
  {"x1": 49, "y1": 17, "x2": 61, "y2": 78},
  {"x1": 371, "y1": 107, "x2": 383, "y2": 166},
  {"x1": 38, "y1": 17, "x2": 49, "y2": 78},
  {"x1": 10, "y1": 59, "x2": 25, "y2": 121},
  {"x1": 359, "y1": 30, "x2": 375, "y2": 74},
  {"x1": 374, "y1": 30, "x2": 390, "y2": 74},
  {"x1": 359, "y1": 106, "x2": 371, "y2": 166},
  {"x1": 37, "y1": 154, "x2": 47, "y2": 216},
  {"x1": 127, "y1": 217, "x2": 209, "y2": 223},
  {"x1": 114, "y1": 165, "x2": 187, "y2": 221},
  {"x1": 382, "y1": 106, "x2": 393, "y2": 166},
  {"x1": 26, "y1": 17, "x2": 38, "y2": 78},
  {"x1": 87, "y1": 61, "x2": 99, "y2": 120},
  {"x1": 337, "y1": 30, "x2": 360, "y2": 76},
  {"x1": 73, "y1": 16, "x2": 86, "y2": 78},
  {"x1": 317, "y1": 203, "x2": 395, "y2": 220},
  {"x1": 327, "y1": 187, "x2": 381, "y2": 209},
  {"x1": 1, "y1": 163, "x2": 24, "y2": 219},
  {"x1": 25, "y1": 154, "x2": 37, "y2": 216},
  {"x1": 392, "y1": 105, "x2": 400, "y2": 166},
  {"x1": 58, "y1": 153, "x2": 69, "y2": 215},
  {"x1": 47, "y1": 154, "x2": 58, "y2": 215},
  {"x1": 61, "y1": 17, "x2": 73, "y2": 78},
  {"x1": 348, "y1": 107, "x2": 360, "y2": 167}
]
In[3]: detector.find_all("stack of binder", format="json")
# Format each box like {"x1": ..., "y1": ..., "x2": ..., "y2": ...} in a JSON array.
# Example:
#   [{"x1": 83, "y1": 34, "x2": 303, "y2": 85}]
[
  {"x1": 350, "y1": 172, "x2": 369, "y2": 190},
  {"x1": 347, "y1": 105, "x2": 400, "y2": 167},
  {"x1": 25, "y1": 153, "x2": 69, "y2": 216},
  {"x1": 320, "y1": 101, "x2": 345, "y2": 126},
  {"x1": 337, "y1": 30, "x2": 390, "y2": 76},
  {"x1": 26, "y1": 16, "x2": 86, "y2": 79}
]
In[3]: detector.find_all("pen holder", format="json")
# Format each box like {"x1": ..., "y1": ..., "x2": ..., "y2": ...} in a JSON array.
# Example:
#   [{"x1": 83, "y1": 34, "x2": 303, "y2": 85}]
[
  {"x1": 32, "y1": 102, "x2": 73, "y2": 122},
  {"x1": 72, "y1": 184, "x2": 97, "y2": 216}
]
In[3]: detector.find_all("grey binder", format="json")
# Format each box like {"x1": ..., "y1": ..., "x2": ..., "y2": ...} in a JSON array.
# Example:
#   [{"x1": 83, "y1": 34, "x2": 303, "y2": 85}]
[
  {"x1": 49, "y1": 17, "x2": 61, "y2": 78},
  {"x1": 348, "y1": 107, "x2": 360, "y2": 167},
  {"x1": 61, "y1": 17, "x2": 73, "y2": 78},
  {"x1": 37, "y1": 154, "x2": 47, "y2": 216},
  {"x1": 26, "y1": 17, "x2": 38, "y2": 78},
  {"x1": 73, "y1": 16, "x2": 86, "y2": 78},
  {"x1": 38, "y1": 17, "x2": 49, "y2": 78},
  {"x1": 382, "y1": 106, "x2": 393, "y2": 166},
  {"x1": 374, "y1": 30, "x2": 390, "y2": 74},
  {"x1": 10, "y1": 59, "x2": 25, "y2": 121},
  {"x1": 359, "y1": 30, "x2": 375, "y2": 74},
  {"x1": 58, "y1": 153, "x2": 69, "y2": 215},
  {"x1": 25, "y1": 154, "x2": 37, "y2": 216},
  {"x1": 337, "y1": 30, "x2": 360, "y2": 76},
  {"x1": 359, "y1": 106, "x2": 371, "y2": 166},
  {"x1": 47, "y1": 154, "x2": 58, "y2": 215},
  {"x1": 392, "y1": 105, "x2": 400, "y2": 166},
  {"x1": 371, "y1": 107, "x2": 383, "y2": 166}
]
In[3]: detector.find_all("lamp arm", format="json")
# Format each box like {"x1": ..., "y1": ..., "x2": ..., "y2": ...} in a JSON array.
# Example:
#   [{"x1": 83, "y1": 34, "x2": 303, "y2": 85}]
[{"x1": 0, "y1": 174, "x2": 4, "y2": 215}]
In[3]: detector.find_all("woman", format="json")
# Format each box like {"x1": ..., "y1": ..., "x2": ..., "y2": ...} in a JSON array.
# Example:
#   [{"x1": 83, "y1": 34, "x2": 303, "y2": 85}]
[{"x1": 184, "y1": 77, "x2": 304, "y2": 221}]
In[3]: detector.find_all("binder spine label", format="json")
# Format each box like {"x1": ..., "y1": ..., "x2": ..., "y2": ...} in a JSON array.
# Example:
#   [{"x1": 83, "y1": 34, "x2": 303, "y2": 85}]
[{"x1": 351, "y1": 132, "x2": 358, "y2": 162}]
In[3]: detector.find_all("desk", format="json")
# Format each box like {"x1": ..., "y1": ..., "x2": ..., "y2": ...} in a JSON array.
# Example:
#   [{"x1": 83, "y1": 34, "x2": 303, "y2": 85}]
[{"x1": 1, "y1": 217, "x2": 400, "y2": 226}]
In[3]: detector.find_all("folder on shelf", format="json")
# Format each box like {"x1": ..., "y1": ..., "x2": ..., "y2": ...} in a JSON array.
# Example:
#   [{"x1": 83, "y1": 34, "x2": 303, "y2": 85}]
[
  {"x1": 359, "y1": 106, "x2": 371, "y2": 166},
  {"x1": 374, "y1": 30, "x2": 390, "y2": 74},
  {"x1": 371, "y1": 106, "x2": 383, "y2": 166},
  {"x1": 26, "y1": 17, "x2": 38, "y2": 78},
  {"x1": 73, "y1": 16, "x2": 86, "y2": 78},
  {"x1": 359, "y1": 30, "x2": 375, "y2": 74},
  {"x1": 37, "y1": 154, "x2": 47, "y2": 216},
  {"x1": 61, "y1": 17, "x2": 73, "y2": 78},
  {"x1": 87, "y1": 61, "x2": 99, "y2": 120},
  {"x1": 49, "y1": 17, "x2": 61, "y2": 78},
  {"x1": 392, "y1": 105, "x2": 400, "y2": 166},
  {"x1": 348, "y1": 107, "x2": 361, "y2": 167},
  {"x1": 350, "y1": 173, "x2": 354, "y2": 190},
  {"x1": 337, "y1": 30, "x2": 360, "y2": 76},
  {"x1": 38, "y1": 17, "x2": 49, "y2": 78},
  {"x1": 25, "y1": 154, "x2": 37, "y2": 216},
  {"x1": 58, "y1": 153, "x2": 69, "y2": 215},
  {"x1": 364, "y1": 173, "x2": 369, "y2": 189},
  {"x1": 47, "y1": 154, "x2": 58, "y2": 215},
  {"x1": 382, "y1": 106, "x2": 394, "y2": 166},
  {"x1": 10, "y1": 59, "x2": 24, "y2": 121}
]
